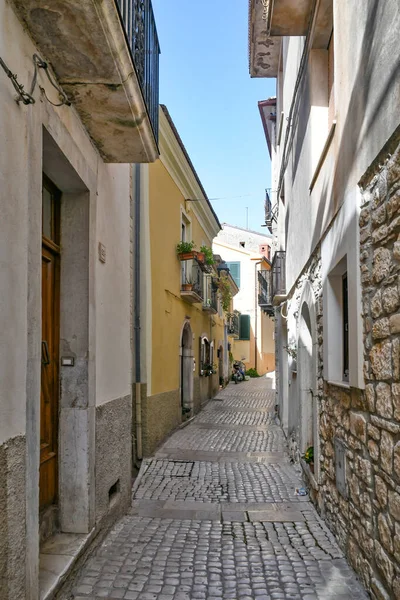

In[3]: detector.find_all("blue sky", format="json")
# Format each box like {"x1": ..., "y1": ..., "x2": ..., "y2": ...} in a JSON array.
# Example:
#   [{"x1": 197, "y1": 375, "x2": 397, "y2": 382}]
[{"x1": 152, "y1": 0, "x2": 276, "y2": 233}]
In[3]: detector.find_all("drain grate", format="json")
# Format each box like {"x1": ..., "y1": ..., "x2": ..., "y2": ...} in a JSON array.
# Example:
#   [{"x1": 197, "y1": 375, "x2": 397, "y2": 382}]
[{"x1": 169, "y1": 461, "x2": 195, "y2": 477}]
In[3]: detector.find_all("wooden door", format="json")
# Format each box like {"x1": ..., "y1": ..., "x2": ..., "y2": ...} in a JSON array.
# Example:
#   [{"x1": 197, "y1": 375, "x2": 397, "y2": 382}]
[{"x1": 40, "y1": 176, "x2": 60, "y2": 511}]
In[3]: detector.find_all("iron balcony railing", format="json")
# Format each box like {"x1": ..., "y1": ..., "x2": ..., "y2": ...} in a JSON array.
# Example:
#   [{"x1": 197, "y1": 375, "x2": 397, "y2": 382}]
[
  {"x1": 203, "y1": 277, "x2": 218, "y2": 312},
  {"x1": 272, "y1": 251, "x2": 286, "y2": 299},
  {"x1": 258, "y1": 269, "x2": 272, "y2": 307},
  {"x1": 227, "y1": 312, "x2": 240, "y2": 337},
  {"x1": 116, "y1": 0, "x2": 160, "y2": 142},
  {"x1": 181, "y1": 259, "x2": 204, "y2": 300}
]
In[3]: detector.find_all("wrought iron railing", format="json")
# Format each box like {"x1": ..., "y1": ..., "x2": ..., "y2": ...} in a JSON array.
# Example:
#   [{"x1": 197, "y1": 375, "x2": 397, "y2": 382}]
[
  {"x1": 258, "y1": 270, "x2": 271, "y2": 307},
  {"x1": 264, "y1": 189, "x2": 276, "y2": 233},
  {"x1": 227, "y1": 312, "x2": 240, "y2": 337},
  {"x1": 203, "y1": 277, "x2": 218, "y2": 312},
  {"x1": 272, "y1": 251, "x2": 286, "y2": 298},
  {"x1": 116, "y1": 0, "x2": 160, "y2": 142},
  {"x1": 181, "y1": 259, "x2": 204, "y2": 300}
]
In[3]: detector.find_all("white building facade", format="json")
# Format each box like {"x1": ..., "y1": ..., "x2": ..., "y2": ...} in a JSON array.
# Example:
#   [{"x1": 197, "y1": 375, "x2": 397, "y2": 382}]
[
  {"x1": 213, "y1": 224, "x2": 275, "y2": 375},
  {"x1": 0, "y1": 1, "x2": 159, "y2": 598},
  {"x1": 250, "y1": 0, "x2": 400, "y2": 596}
]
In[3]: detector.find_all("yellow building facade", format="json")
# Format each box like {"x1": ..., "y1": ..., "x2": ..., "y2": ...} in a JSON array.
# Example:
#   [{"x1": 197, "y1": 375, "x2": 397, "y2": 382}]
[{"x1": 141, "y1": 105, "x2": 232, "y2": 455}]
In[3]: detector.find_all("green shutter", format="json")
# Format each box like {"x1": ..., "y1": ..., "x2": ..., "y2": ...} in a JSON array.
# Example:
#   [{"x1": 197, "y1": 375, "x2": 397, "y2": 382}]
[
  {"x1": 227, "y1": 262, "x2": 240, "y2": 288},
  {"x1": 239, "y1": 314, "x2": 250, "y2": 340}
]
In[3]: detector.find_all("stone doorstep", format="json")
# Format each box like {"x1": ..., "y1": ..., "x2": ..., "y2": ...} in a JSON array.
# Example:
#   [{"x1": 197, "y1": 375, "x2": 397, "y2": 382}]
[{"x1": 39, "y1": 530, "x2": 95, "y2": 600}]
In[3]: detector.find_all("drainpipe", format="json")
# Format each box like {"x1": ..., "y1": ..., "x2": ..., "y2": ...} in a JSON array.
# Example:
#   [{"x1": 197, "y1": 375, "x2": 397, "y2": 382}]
[
  {"x1": 134, "y1": 164, "x2": 142, "y2": 461},
  {"x1": 254, "y1": 261, "x2": 263, "y2": 373}
]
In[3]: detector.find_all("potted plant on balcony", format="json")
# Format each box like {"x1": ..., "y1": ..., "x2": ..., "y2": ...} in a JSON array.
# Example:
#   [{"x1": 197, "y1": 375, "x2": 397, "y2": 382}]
[
  {"x1": 217, "y1": 274, "x2": 232, "y2": 313},
  {"x1": 182, "y1": 275, "x2": 193, "y2": 292},
  {"x1": 176, "y1": 241, "x2": 205, "y2": 263},
  {"x1": 200, "y1": 245, "x2": 215, "y2": 266}
]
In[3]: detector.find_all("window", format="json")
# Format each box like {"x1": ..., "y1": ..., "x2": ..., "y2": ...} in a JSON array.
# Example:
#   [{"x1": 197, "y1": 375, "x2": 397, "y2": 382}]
[
  {"x1": 226, "y1": 261, "x2": 240, "y2": 288},
  {"x1": 343, "y1": 273, "x2": 349, "y2": 382},
  {"x1": 325, "y1": 256, "x2": 349, "y2": 384},
  {"x1": 239, "y1": 314, "x2": 250, "y2": 341},
  {"x1": 200, "y1": 336, "x2": 210, "y2": 368},
  {"x1": 181, "y1": 211, "x2": 191, "y2": 284}
]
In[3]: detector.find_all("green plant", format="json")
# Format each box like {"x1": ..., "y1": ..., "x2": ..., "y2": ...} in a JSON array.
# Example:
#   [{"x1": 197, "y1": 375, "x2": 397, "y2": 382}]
[
  {"x1": 176, "y1": 240, "x2": 195, "y2": 254},
  {"x1": 229, "y1": 351, "x2": 234, "y2": 364},
  {"x1": 246, "y1": 368, "x2": 260, "y2": 378},
  {"x1": 303, "y1": 446, "x2": 314, "y2": 464},
  {"x1": 200, "y1": 245, "x2": 215, "y2": 265},
  {"x1": 217, "y1": 274, "x2": 232, "y2": 312}
]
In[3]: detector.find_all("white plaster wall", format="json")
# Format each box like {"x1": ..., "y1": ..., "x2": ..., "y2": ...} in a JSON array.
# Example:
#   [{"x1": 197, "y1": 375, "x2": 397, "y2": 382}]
[
  {"x1": 0, "y1": 0, "x2": 133, "y2": 423},
  {"x1": 271, "y1": 0, "x2": 400, "y2": 400},
  {"x1": 213, "y1": 239, "x2": 273, "y2": 367},
  {"x1": 212, "y1": 241, "x2": 257, "y2": 322},
  {"x1": 0, "y1": 2, "x2": 133, "y2": 592},
  {"x1": 95, "y1": 163, "x2": 131, "y2": 405},
  {"x1": 216, "y1": 225, "x2": 272, "y2": 253},
  {"x1": 282, "y1": 1, "x2": 400, "y2": 293}
]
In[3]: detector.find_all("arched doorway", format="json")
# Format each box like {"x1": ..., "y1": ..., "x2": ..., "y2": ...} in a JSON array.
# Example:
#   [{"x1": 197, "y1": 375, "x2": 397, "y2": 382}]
[
  {"x1": 296, "y1": 281, "x2": 319, "y2": 480},
  {"x1": 218, "y1": 345, "x2": 224, "y2": 386},
  {"x1": 298, "y1": 303, "x2": 313, "y2": 453},
  {"x1": 180, "y1": 321, "x2": 194, "y2": 417}
]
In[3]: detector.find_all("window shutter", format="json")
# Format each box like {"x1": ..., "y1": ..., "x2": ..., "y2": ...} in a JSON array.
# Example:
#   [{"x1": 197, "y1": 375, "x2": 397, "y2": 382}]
[
  {"x1": 239, "y1": 314, "x2": 250, "y2": 341},
  {"x1": 226, "y1": 262, "x2": 240, "y2": 288}
]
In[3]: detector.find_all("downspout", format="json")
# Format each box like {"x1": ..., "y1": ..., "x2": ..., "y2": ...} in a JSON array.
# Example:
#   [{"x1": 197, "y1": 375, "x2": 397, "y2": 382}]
[
  {"x1": 254, "y1": 261, "x2": 263, "y2": 373},
  {"x1": 134, "y1": 164, "x2": 142, "y2": 461}
]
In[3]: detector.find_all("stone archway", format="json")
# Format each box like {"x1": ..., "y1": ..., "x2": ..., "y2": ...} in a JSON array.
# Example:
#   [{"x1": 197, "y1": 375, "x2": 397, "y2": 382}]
[
  {"x1": 180, "y1": 321, "x2": 194, "y2": 417},
  {"x1": 298, "y1": 303, "x2": 313, "y2": 451},
  {"x1": 297, "y1": 281, "x2": 319, "y2": 479},
  {"x1": 218, "y1": 345, "x2": 224, "y2": 385}
]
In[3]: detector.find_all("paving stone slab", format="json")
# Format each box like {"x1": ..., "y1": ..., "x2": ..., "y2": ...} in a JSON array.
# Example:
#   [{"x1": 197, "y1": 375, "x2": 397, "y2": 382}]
[{"x1": 247, "y1": 510, "x2": 305, "y2": 522}]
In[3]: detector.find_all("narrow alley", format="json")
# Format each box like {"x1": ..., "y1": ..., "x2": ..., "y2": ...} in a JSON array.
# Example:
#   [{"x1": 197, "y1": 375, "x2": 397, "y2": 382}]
[{"x1": 64, "y1": 379, "x2": 367, "y2": 600}]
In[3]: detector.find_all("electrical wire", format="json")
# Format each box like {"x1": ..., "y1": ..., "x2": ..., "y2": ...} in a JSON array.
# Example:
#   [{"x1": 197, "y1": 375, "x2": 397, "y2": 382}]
[
  {"x1": 31, "y1": 54, "x2": 71, "y2": 107},
  {"x1": 0, "y1": 53, "x2": 70, "y2": 107},
  {"x1": 0, "y1": 56, "x2": 35, "y2": 105}
]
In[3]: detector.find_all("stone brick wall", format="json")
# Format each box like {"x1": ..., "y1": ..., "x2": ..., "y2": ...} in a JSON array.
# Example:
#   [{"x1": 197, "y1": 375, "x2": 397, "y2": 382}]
[
  {"x1": 356, "y1": 134, "x2": 400, "y2": 598},
  {"x1": 314, "y1": 133, "x2": 400, "y2": 600}
]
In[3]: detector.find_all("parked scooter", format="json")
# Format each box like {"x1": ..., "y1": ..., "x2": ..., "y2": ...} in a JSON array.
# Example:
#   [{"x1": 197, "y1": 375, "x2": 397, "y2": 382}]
[{"x1": 232, "y1": 361, "x2": 245, "y2": 384}]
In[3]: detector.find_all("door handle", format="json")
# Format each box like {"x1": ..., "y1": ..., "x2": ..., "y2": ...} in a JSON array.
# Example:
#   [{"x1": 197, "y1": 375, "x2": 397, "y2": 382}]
[{"x1": 42, "y1": 340, "x2": 51, "y2": 365}]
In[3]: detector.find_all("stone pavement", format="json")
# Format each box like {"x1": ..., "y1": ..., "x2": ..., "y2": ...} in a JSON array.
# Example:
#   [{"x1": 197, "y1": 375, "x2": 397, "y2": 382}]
[{"x1": 65, "y1": 378, "x2": 369, "y2": 600}]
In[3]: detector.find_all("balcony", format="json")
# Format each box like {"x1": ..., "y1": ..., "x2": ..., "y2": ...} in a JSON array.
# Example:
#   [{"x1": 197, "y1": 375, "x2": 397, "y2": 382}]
[
  {"x1": 180, "y1": 259, "x2": 204, "y2": 305},
  {"x1": 272, "y1": 251, "x2": 286, "y2": 305},
  {"x1": 264, "y1": 191, "x2": 275, "y2": 234},
  {"x1": 249, "y1": 0, "x2": 333, "y2": 78},
  {"x1": 258, "y1": 270, "x2": 274, "y2": 316},
  {"x1": 265, "y1": 0, "x2": 333, "y2": 42},
  {"x1": 203, "y1": 278, "x2": 218, "y2": 314},
  {"x1": 227, "y1": 312, "x2": 240, "y2": 339},
  {"x1": 12, "y1": 0, "x2": 160, "y2": 163}
]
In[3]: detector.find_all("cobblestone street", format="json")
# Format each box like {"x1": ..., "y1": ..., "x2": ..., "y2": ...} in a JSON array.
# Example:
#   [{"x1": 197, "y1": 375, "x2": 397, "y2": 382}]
[{"x1": 66, "y1": 379, "x2": 368, "y2": 600}]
